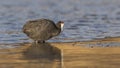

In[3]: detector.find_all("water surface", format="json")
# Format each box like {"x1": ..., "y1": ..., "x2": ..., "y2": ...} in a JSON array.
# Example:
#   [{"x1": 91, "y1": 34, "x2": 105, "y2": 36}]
[{"x1": 0, "y1": 0, "x2": 120, "y2": 44}]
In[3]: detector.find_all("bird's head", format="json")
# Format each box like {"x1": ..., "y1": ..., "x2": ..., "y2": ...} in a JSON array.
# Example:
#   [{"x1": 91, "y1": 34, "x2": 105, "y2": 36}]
[{"x1": 56, "y1": 21, "x2": 64, "y2": 31}]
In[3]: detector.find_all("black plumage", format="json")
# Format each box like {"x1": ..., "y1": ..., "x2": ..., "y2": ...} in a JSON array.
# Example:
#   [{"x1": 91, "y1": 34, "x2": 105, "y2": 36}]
[{"x1": 23, "y1": 19, "x2": 64, "y2": 43}]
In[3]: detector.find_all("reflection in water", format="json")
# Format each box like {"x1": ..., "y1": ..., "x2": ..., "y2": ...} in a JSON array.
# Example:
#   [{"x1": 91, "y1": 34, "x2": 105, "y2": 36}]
[{"x1": 23, "y1": 42, "x2": 61, "y2": 60}]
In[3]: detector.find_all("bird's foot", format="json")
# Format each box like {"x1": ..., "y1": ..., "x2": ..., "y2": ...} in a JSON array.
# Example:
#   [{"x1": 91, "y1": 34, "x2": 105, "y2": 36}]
[
  {"x1": 38, "y1": 40, "x2": 45, "y2": 43},
  {"x1": 34, "y1": 40, "x2": 45, "y2": 44}
]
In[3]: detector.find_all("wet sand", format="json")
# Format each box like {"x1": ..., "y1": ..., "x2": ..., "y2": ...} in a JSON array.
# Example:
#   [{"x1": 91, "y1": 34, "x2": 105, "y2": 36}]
[
  {"x1": 0, "y1": 43, "x2": 61, "y2": 68},
  {"x1": 0, "y1": 37, "x2": 120, "y2": 68}
]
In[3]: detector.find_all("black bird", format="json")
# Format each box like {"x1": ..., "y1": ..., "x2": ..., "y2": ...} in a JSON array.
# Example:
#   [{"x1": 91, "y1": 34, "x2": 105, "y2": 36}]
[{"x1": 23, "y1": 18, "x2": 64, "y2": 43}]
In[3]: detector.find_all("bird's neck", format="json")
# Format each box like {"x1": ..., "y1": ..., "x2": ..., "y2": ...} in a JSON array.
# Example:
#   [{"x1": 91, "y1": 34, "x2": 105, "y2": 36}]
[{"x1": 52, "y1": 28, "x2": 61, "y2": 36}]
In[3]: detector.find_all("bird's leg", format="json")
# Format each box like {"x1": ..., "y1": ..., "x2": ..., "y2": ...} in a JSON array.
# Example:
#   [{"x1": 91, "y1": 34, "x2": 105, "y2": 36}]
[
  {"x1": 38, "y1": 40, "x2": 45, "y2": 43},
  {"x1": 34, "y1": 40, "x2": 38, "y2": 44},
  {"x1": 42, "y1": 41, "x2": 45, "y2": 43}
]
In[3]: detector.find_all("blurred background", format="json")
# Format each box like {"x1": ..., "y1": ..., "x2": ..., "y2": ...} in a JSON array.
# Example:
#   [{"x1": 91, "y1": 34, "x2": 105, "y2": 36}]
[{"x1": 0, "y1": 0, "x2": 120, "y2": 44}]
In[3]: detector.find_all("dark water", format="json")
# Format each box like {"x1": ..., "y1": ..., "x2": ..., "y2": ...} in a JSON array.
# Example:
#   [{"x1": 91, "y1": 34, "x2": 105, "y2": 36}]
[{"x1": 1, "y1": 0, "x2": 120, "y2": 44}]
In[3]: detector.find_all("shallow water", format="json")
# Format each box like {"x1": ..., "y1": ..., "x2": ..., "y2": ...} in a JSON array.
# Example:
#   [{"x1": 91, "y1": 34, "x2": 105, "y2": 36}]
[{"x1": 0, "y1": 0, "x2": 120, "y2": 44}]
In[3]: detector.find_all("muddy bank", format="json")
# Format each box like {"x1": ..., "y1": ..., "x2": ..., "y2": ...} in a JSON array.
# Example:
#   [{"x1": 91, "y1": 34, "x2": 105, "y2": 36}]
[
  {"x1": 0, "y1": 37, "x2": 120, "y2": 68},
  {"x1": 0, "y1": 43, "x2": 61, "y2": 68},
  {"x1": 50, "y1": 37, "x2": 120, "y2": 68}
]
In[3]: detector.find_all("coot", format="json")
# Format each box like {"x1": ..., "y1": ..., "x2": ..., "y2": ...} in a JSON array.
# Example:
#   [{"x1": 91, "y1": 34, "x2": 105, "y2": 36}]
[{"x1": 23, "y1": 18, "x2": 64, "y2": 43}]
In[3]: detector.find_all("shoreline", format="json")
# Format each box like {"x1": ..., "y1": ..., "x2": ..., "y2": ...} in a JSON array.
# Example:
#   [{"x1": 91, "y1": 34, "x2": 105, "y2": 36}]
[{"x1": 0, "y1": 37, "x2": 120, "y2": 68}]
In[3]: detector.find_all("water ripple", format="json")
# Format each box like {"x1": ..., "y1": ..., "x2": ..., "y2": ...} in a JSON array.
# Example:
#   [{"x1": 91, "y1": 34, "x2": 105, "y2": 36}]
[{"x1": 0, "y1": 0, "x2": 120, "y2": 44}]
